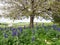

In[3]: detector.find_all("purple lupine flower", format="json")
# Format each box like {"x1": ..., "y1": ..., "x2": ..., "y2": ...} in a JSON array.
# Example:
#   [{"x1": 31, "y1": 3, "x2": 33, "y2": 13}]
[
  {"x1": 44, "y1": 26, "x2": 47, "y2": 30},
  {"x1": 52, "y1": 24, "x2": 57, "y2": 30},
  {"x1": 32, "y1": 36, "x2": 35, "y2": 42},
  {"x1": 12, "y1": 28, "x2": 17, "y2": 32},
  {"x1": 4, "y1": 33, "x2": 8, "y2": 38},
  {"x1": 0, "y1": 28, "x2": 4, "y2": 31},
  {"x1": 18, "y1": 27, "x2": 23, "y2": 33},
  {"x1": 1, "y1": 28, "x2": 3, "y2": 30},
  {"x1": 12, "y1": 30, "x2": 18, "y2": 36},
  {"x1": 57, "y1": 28, "x2": 60, "y2": 31}
]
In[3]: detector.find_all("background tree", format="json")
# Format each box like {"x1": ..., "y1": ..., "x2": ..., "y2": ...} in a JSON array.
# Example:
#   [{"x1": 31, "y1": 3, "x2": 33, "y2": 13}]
[{"x1": 51, "y1": 0, "x2": 60, "y2": 25}]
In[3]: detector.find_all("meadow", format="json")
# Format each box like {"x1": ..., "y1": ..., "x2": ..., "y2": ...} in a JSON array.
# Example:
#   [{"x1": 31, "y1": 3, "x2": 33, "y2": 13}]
[{"x1": 0, "y1": 22, "x2": 60, "y2": 45}]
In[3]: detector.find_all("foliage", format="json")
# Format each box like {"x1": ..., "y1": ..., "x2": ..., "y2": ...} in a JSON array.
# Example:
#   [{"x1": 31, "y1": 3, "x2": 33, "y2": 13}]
[
  {"x1": 51, "y1": 0, "x2": 60, "y2": 24},
  {"x1": 1, "y1": 0, "x2": 54, "y2": 20},
  {"x1": 0, "y1": 25, "x2": 60, "y2": 45}
]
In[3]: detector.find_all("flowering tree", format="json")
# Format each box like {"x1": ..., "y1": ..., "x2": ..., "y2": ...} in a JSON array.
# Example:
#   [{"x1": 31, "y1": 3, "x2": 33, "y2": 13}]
[{"x1": 1, "y1": 0, "x2": 54, "y2": 28}]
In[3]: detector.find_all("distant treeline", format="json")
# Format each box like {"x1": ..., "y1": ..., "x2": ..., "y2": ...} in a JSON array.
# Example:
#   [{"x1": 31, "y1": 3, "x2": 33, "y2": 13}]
[{"x1": 0, "y1": 23, "x2": 8, "y2": 25}]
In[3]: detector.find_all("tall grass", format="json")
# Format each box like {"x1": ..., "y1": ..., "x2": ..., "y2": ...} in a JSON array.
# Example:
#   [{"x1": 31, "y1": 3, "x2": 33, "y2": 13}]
[{"x1": 0, "y1": 24, "x2": 60, "y2": 45}]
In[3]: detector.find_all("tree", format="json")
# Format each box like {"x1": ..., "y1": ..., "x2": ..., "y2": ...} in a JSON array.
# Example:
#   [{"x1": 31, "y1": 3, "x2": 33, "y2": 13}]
[
  {"x1": 51, "y1": 0, "x2": 60, "y2": 25},
  {"x1": 0, "y1": 0, "x2": 15, "y2": 18},
  {"x1": 1, "y1": 0, "x2": 54, "y2": 28}
]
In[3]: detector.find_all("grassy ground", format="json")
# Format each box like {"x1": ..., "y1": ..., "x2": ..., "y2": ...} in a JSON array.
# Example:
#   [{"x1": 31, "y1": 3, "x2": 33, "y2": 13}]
[
  {"x1": 12, "y1": 22, "x2": 53, "y2": 27},
  {"x1": 0, "y1": 22, "x2": 60, "y2": 45},
  {"x1": 0, "y1": 25, "x2": 60, "y2": 45},
  {"x1": 0, "y1": 22, "x2": 53, "y2": 27}
]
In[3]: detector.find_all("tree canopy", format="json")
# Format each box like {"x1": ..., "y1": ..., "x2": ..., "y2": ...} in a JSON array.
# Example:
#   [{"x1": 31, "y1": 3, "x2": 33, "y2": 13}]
[
  {"x1": 2, "y1": 0, "x2": 54, "y2": 19},
  {"x1": 1, "y1": 0, "x2": 60, "y2": 27},
  {"x1": 50, "y1": 0, "x2": 60, "y2": 24}
]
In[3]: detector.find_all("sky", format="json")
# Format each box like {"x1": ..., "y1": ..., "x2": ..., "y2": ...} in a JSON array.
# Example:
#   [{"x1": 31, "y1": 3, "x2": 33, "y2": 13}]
[
  {"x1": 0, "y1": 17, "x2": 51, "y2": 23},
  {"x1": 0, "y1": 1, "x2": 51, "y2": 23}
]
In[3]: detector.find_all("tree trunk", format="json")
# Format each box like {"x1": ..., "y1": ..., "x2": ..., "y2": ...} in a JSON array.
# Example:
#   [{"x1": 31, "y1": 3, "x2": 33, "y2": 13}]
[
  {"x1": 29, "y1": 0, "x2": 35, "y2": 28},
  {"x1": 30, "y1": 15, "x2": 34, "y2": 28}
]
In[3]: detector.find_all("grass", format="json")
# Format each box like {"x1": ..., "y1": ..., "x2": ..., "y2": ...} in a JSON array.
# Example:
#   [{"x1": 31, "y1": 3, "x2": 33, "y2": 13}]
[
  {"x1": 12, "y1": 22, "x2": 53, "y2": 27},
  {"x1": 0, "y1": 22, "x2": 53, "y2": 27},
  {"x1": 0, "y1": 23, "x2": 60, "y2": 45}
]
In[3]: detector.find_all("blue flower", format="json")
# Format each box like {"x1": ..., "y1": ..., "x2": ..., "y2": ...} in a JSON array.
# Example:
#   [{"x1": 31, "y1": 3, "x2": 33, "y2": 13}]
[
  {"x1": 18, "y1": 27, "x2": 23, "y2": 33},
  {"x1": 12, "y1": 30, "x2": 18, "y2": 36},
  {"x1": 57, "y1": 28, "x2": 60, "y2": 31},
  {"x1": 52, "y1": 24, "x2": 57, "y2": 30},
  {"x1": 32, "y1": 36, "x2": 35, "y2": 42},
  {"x1": 12, "y1": 28, "x2": 17, "y2": 31},
  {"x1": 4, "y1": 33, "x2": 8, "y2": 38},
  {"x1": 0, "y1": 28, "x2": 3, "y2": 30}
]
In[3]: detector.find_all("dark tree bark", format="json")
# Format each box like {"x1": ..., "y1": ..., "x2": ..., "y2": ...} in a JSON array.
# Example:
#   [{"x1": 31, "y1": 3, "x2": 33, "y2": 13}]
[
  {"x1": 30, "y1": 15, "x2": 34, "y2": 28},
  {"x1": 29, "y1": 0, "x2": 35, "y2": 28}
]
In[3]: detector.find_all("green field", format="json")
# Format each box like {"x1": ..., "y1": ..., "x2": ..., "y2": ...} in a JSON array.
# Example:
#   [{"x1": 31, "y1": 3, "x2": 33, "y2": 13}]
[{"x1": 0, "y1": 22, "x2": 60, "y2": 45}]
